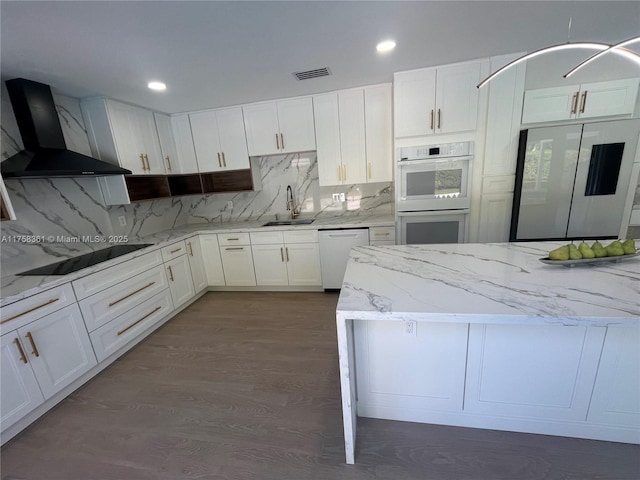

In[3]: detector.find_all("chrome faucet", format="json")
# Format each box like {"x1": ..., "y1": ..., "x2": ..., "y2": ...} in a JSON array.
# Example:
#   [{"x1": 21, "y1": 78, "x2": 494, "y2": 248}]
[{"x1": 286, "y1": 185, "x2": 299, "y2": 219}]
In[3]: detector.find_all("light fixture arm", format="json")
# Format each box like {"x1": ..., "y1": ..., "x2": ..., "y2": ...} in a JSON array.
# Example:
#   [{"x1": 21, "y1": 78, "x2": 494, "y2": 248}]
[{"x1": 563, "y1": 36, "x2": 640, "y2": 78}]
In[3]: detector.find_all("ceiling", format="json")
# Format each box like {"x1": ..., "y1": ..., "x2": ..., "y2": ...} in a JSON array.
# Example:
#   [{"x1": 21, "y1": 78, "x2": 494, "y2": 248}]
[{"x1": 1, "y1": 1, "x2": 639, "y2": 114}]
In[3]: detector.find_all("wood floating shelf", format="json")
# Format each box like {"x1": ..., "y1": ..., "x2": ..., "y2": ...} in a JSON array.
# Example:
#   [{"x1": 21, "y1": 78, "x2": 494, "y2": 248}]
[{"x1": 124, "y1": 169, "x2": 257, "y2": 202}]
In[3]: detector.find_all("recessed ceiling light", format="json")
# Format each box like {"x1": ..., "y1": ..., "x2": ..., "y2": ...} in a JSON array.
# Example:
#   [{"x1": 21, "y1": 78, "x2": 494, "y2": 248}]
[
  {"x1": 376, "y1": 40, "x2": 396, "y2": 53},
  {"x1": 148, "y1": 81, "x2": 167, "y2": 91}
]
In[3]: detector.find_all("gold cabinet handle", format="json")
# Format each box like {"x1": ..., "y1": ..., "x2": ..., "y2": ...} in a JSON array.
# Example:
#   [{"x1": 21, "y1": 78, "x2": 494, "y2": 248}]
[
  {"x1": 217, "y1": 152, "x2": 222, "y2": 168},
  {"x1": 342, "y1": 165, "x2": 346, "y2": 181},
  {"x1": 1, "y1": 298, "x2": 59, "y2": 325},
  {"x1": 580, "y1": 91, "x2": 588, "y2": 113},
  {"x1": 430, "y1": 110, "x2": 434, "y2": 130},
  {"x1": 280, "y1": 247, "x2": 284, "y2": 262},
  {"x1": 165, "y1": 156, "x2": 172, "y2": 172},
  {"x1": 225, "y1": 247, "x2": 244, "y2": 251},
  {"x1": 25, "y1": 332, "x2": 40, "y2": 357},
  {"x1": 285, "y1": 247, "x2": 289, "y2": 262},
  {"x1": 169, "y1": 248, "x2": 181, "y2": 254},
  {"x1": 139, "y1": 154, "x2": 146, "y2": 171},
  {"x1": 275, "y1": 133, "x2": 280, "y2": 150},
  {"x1": 143, "y1": 154, "x2": 150, "y2": 172},
  {"x1": 108, "y1": 281, "x2": 156, "y2": 307},
  {"x1": 368, "y1": 162, "x2": 372, "y2": 180},
  {"x1": 227, "y1": 237, "x2": 239, "y2": 241},
  {"x1": 374, "y1": 232, "x2": 390, "y2": 236},
  {"x1": 167, "y1": 266, "x2": 174, "y2": 282},
  {"x1": 280, "y1": 133, "x2": 285, "y2": 150},
  {"x1": 222, "y1": 151, "x2": 226, "y2": 167},
  {"x1": 187, "y1": 242, "x2": 194, "y2": 256},
  {"x1": 13, "y1": 338, "x2": 28, "y2": 364},
  {"x1": 437, "y1": 109, "x2": 441, "y2": 129},
  {"x1": 571, "y1": 92, "x2": 579, "y2": 114},
  {"x1": 337, "y1": 166, "x2": 342, "y2": 182},
  {"x1": 117, "y1": 306, "x2": 162, "y2": 336}
]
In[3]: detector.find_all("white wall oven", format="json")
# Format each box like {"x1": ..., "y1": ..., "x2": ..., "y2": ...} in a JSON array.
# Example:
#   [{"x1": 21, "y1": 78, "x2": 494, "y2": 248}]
[{"x1": 396, "y1": 142, "x2": 472, "y2": 245}]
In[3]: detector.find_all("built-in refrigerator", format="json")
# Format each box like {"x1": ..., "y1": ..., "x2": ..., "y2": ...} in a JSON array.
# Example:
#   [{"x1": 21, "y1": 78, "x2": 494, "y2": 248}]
[{"x1": 510, "y1": 119, "x2": 640, "y2": 241}]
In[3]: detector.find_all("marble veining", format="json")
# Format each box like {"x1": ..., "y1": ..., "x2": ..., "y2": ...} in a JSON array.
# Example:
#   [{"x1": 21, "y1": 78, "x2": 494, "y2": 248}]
[{"x1": 337, "y1": 242, "x2": 640, "y2": 326}]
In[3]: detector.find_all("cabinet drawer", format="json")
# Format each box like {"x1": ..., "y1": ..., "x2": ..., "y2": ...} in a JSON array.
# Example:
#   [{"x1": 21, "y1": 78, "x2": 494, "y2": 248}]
[
  {"x1": 370, "y1": 240, "x2": 396, "y2": 246},
  {"x1": 78, "y1": 265, "x2": 169, "y2": 332},
  {"x1": 250, "y1": 231, "x2": 284, "y2": 245},
  {"x1": 161, "y1": 240, "x2": 187, "y2": 262},
  {"x1": 72, "y1": 250, "x2": 162, "y2": 300},
  {"x1": 1, "y1": 283, "x2": 76, "y2": 332},
  {"x1": 90, "y1": 290, "x2": 173, "y2": 363},
  {"x1": 218, "y1": 232, "x2": 250, "y2": 245},
  {"x1": 283, "y1": 229, "x2": 318, "y2": 244},
  {"x1": 369, "y1": 226, "x2": 395, "y2": 243}
]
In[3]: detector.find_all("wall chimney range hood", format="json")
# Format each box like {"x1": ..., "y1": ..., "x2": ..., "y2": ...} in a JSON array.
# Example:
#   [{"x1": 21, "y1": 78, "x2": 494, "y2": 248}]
[{"x1": 1, "y1": 78, "x2": 131, "y2": 178}]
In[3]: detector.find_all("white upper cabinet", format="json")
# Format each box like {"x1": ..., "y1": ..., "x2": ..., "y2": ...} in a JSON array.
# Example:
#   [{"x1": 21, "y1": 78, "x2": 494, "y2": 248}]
[
  {"x1": 81, "y1": 98, "x2": 164, "y2": 174},
  {"x1": 394, "y1": 62, "x2": 481, "y2": 137},
  {"x1": 315, "y1": 84, "x2": 392, "y2": 186},
  {"x1": 153, "y1": 112, "x2": 179, "y2": 174},
  {"x1": 243, "y1": 97, "x2": 316, "y2": 156},
  {"x1": 170, "y1": 114, "x2": 200, "y2": 174},
  {"x1": 190, "y1": 107, "x2": 249, "y2": 172},
  {"x1": 522, "y1": 78, "x2": 639, "y2": 124}
]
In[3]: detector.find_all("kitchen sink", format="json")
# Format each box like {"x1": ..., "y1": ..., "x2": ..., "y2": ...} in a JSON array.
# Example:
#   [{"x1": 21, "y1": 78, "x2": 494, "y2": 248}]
[{"x1": 262, "y1": 219, "x2": 315, "y2": 227}]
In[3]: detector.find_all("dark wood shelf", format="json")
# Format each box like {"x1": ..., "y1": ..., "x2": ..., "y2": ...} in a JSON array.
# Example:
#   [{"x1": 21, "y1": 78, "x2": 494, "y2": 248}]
[
  {"x1": 125, "y1": 175, "x2": 171, "y2": 202},
  {"x1": 201, "y1": 169, "x2": 254, "y2": 194},
  {"x1": 167, "y1": 174, "x2": 203, "y2": 196}
]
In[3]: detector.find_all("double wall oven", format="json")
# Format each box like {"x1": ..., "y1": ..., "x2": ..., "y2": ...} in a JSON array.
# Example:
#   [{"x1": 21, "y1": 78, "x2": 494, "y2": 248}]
[{"x1": 396, "y1": 142, "x2": 473, "y2": 244}]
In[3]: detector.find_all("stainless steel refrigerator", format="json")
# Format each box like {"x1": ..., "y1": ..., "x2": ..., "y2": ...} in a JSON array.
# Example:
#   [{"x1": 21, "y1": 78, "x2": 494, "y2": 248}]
[{"x1": 510, "y1": 119, "x2": 640, "y2": 241}]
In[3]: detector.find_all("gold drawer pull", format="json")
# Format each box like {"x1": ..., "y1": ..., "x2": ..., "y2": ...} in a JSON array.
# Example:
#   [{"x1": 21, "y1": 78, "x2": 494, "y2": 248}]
[
  {"x1": 374, "y1": 232, "x2": 390, "y2": 236},
  {"x1": 227, "y1": 237, "x2": 240, "y2": 241},
  {"x1": 165, "y1": 156, "x2": 172, "y2": 172},
  {"x1": 342, "y1": 165, "x2": 346, "y2": 181},
  {"x1": 368, "y1": 162, "x2": 372, "y2": 180},
  {"x1": 187, "y1": 242, "x2": 193, "y2": 256},
  {"x1": 1, "y1": 298, "x2": 60, "y2": 324},
  {"x1": 108, "y1": 282, "x2": 156, "y2": 307},
  {"x1": 167, "y1": 266, "x2": 174, "y2": 282},
  {"x1": 217, "y1": 152, "x2": 222, "y2": 168},
  {"x1": 25, "y1": 332, "x2": 40, "y2": 357},
  {"x1": 571, "y1": 92, "x2": 579, "y2": 114},
  {"x1": 221, "y1": 152, "x2": 226, "y2": 167},
  {"x1": 280, "y1": 247, "x2": 284, "y2": 262},
  {"x1": 280, "y1": 133, "x2": 285, "y2": 150},
  {"x1": 430, "y1": 110, "x2": 434, "y2": 130},
  {"x1": 225, "y1": 247, "x2": 244, "y2": 251},
  {"x1": 285, "y1": 247, "x2": 289, "y2": 262},
  {"x1": 143, "y1": 154, "x2": 150, "y2": 171},
  {"x1": 139, "y1": 154, "x2": 146, "y2": 171},
  {"x1": 275, "y1": 133, "x2": 280, "y2": 150},
  {"x1": 117, "y1": 306, "x2": 162, "y2": 336},
  {"x1": 580, "y1": 91, "x2": 588, "y2": 113},
  {"x1": 14, "y1": 338, "x2": 28, "y2": 364},
  {"x1": 437, "y1": 109, "x2": 441, "y2": 129},
  {"x1": 169, "y1": 248, "x2": 181, "y2": 254}
]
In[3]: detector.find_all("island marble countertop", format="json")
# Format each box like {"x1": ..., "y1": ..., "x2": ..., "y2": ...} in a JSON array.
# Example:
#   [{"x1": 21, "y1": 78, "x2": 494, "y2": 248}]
[
  {"x1": 337, "y1": 242, "x2": 640, "y2": 327},
  {"x1": 0, "y1": 214, "x2": 394, "y2": 307}
]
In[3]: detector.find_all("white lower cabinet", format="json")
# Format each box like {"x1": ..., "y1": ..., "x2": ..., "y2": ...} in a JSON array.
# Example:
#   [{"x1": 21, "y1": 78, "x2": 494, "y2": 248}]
[
  {"x1": 200, "y1": 234, "x2": 226, "y2": 286},
  {"x1": 477, "y1": 193, "x2": 513, "y2": 243},
  {"x1": 185, "y1": 237, "x2": 207, "y2": 293},
  {"x1": 90, "y1": 291, "x2": 173, "y2": 362},
  {"x1": 284, "y1": 243, "x2": 322, "y2": 286},
  {"x1": 1, "y1": 332, "x2": 44, "y2": 429},
  {"x1": 588, "y1": 327, "x2": 640, "y2": 427},
  {"x1": 252, "y1": 244, "x2": 289, "y2": 285},
  {"x1": 165, "y1": 254, "x2": 196, "y2": 309},
  {"x1": 219, "y1": 245, "x2": 256, "y2": 287}
]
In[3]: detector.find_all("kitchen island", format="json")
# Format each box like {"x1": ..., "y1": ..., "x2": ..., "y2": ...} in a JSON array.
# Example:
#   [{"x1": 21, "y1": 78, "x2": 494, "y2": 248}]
[{"x1": 336, "y1": 242, "x2": 640, "y2": 464}]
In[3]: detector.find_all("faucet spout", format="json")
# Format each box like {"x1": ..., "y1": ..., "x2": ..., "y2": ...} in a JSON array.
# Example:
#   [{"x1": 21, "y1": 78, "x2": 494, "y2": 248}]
[{"x1": 286, "y1": 185, "x2": 299, "y2": 219}]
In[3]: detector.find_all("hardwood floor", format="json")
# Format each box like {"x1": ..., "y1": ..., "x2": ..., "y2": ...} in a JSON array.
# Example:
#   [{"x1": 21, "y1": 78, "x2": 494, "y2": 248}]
[{"x1": 2, "y1": 292, "x2": 638, "y2": 480}]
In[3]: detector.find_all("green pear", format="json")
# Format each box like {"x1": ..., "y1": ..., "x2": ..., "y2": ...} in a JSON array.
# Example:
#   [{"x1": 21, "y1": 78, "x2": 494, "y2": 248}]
[
  {"x1": 605, "y1": 240, "x2": 625, "y2": 257},
  {"x1": 621, "y1": 239, "x2": 637, "y2": 255},
  {"x1": 568, "y1": 243, "x2": 582, "y2": 260},
  {"x1": 591, "y1": 241, "x2": 608, "y2": 258},
  {"x1": 578, "y1": 241, "x2": 596, "y2": 259},
  {"x1": 548, "y1": 245, "x2": 570, "y2": 261}
]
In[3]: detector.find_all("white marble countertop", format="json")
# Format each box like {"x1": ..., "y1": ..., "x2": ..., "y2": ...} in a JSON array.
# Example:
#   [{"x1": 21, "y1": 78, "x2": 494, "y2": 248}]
[
  {"x1": 337, "y1": 242, "x2": 640, "y2": 327},
  {"x1": 0, "y1": 214, "x2": 394, "y2": 307}
]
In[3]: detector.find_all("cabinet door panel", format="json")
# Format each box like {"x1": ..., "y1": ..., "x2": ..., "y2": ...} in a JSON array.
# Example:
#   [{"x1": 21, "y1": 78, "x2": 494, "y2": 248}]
[
  {"x1": 277, "y1": 97, "x2": 316, "y2": 153},
  {"x1": 579, "y1": 78, "x2": 639, "y2": 119},
  {"x1": 243, "y1": 103, "x2": 280, "y2": 156},
  {"x1": 522, "y1": 85, "x2": 577, "y2": 124},
  {"x1": 107, "y1": 101, "x2": 145, "y2": 173},
  {"x1": 252, "y1": 244, "x2": 289, "y2": 286},
  {"x1": 216, "y1": 107, "x2": 250, "y2": 170},
  {"x1": 285, "y1": 243, "x2": 321, "y2": 286},
  {"x1": 364, "y1": 84, "x2": 393, "y2": 183},
  {"x1": 165, "y1": 255, "x2": 196, "y2": 309},
  {"x1": 199, "y1": 235, "x2": 226, "y2": 286},
  {"x1": 136, "y1": 108, "x2": 164, "y2": 174},
  {"x1": 1, "y1": 333, "x2": 44, "y2": 429},
  {"x1": 393, "y1": 69, "x2": 436, "y2": 137},
  {"x1": 314, "y1": 93, "x2": 343, "y2": 186},
  {"x1": 190, "y1": 110, "x2": 223, "y2": 172},
  {"x1": 186, "y1": 237, "x2": 208, "y2": 293},
  {"x1": 435, "y1": 62, "x2": 481, "y2": 134},
  {"x1": 338, "y1": 90, "x2": 367, "y2": 184},
  {"x1": 19, "y1": 304, "x2": 97, "y2": 400},
  {"x1": 154, "y1": 113, "x2": 178, "y2": 173},
  {"x1": 478, "y1": 193, "x2": 513, "y2": 243},
  {"x1": 171, "y1": 114, "x2": 200, "y2": 173},
  {"x1": 219, "y1": 246, "x2": 256, "y2": 286}
]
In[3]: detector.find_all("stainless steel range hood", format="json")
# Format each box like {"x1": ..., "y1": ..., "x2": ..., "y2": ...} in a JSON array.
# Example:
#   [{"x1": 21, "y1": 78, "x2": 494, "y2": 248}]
[{"x1": 1, "y1": 78, "x2": 131, "y2": 178}]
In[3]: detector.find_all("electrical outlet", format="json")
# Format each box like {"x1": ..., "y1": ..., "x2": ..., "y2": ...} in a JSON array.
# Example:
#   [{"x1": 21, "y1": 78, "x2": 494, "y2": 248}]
[
  {"x1": 339, "y1": 193, "x2": 346, "y2": 202},
  {"x1": 403, "y1": 320, "x2": 417, "y2": 337},
  {"x1": 118, "y1": 216, "x2": 126, "y2": 227},
  {"x1": 332, "y1": 193, "x2": 340, "y2": 202},
  {"x1": 227, "y1": 200, "x2": 233, "y2": 209}
]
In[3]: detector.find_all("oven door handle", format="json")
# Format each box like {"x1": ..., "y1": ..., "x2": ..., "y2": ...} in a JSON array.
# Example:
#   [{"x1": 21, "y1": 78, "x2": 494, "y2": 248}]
[
  {"x1": 398, "y1": 156, "x2": 472, "y2": 166},
  {"x1": 397, "y1": 209, "x2": 470, "y2": 217}
]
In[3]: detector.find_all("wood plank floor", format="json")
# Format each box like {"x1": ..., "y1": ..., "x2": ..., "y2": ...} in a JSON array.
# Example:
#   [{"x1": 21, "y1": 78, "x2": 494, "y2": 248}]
[{"x1": 2, "y1": 292, "x2": 639, "y2": 480}]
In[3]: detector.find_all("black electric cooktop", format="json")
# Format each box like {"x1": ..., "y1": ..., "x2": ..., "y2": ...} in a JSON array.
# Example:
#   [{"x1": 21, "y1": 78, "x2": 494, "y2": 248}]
[{"x1": 17, "y1": 244, "x2": 153, "y2": 276}]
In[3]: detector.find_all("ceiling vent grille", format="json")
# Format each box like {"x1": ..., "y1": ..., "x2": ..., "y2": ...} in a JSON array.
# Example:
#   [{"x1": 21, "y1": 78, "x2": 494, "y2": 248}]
[{"x1": 293, "y1": 67, "x2": 331, "y2": 81}]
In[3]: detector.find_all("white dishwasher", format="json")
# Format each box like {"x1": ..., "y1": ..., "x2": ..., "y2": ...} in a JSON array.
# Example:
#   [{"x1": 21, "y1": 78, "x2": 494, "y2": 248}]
[{"x1": 318, "y1": 228, "x2": 370, "y2": 290}]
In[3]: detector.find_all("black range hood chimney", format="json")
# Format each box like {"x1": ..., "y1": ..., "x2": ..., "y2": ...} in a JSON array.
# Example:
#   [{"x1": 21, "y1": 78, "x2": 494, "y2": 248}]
[{"x1": 1, "y1": 78, "x2": 131, "y2": 178}]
